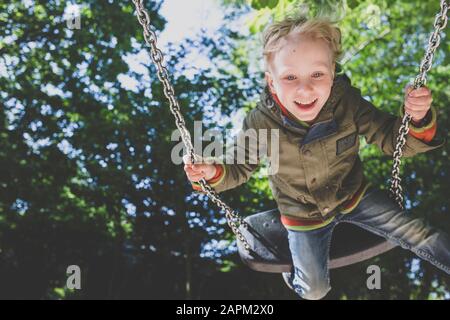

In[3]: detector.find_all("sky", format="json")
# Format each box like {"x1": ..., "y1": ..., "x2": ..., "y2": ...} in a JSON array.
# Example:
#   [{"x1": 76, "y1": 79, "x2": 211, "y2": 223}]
[
  {"x1": 158, "y1": 0, "x2": 224, "y2": 49},
  {"x1": 121, "y1": 0, "x2": 228, "y2": 91}
]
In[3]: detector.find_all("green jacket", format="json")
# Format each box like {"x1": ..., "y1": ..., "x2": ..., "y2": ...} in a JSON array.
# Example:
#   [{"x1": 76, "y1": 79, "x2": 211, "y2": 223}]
[{"x1": 204, "y1": 75, "x2": 444, "y2": 221}]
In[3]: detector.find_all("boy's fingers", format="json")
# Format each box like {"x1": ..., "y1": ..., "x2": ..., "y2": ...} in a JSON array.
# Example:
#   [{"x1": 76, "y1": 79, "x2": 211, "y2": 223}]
[
  {"x1": 404, "y1": 105, "x2": 418, "y2": 114},
  {"x1": 186, "y1": 169, "x2": 205, "y2": 176},
  {"x1": 416, "y1": 87, "x2": 431, "y2": 97},
  {"x1": 404, "y1": 105, "x2": 426, "y2": 118},
  {"x1": 405, "y1": 100, "x2": 430, "y2": 111},
  {"x1": 193, "y1": 163, "x2": 210, "y2": 172},
  {"x1": 187, "y1": 172, "x2": 205, "y2": 182},
  {"x1": 183, "y1": 154, "x2": 207, "y2": 164},
  {"x1": 405, "y1": 101, "x2": 429, "y2": 113},
  {"x1": 404, "y1": 84, "x2": 414, "y2": 95},
  {"x1": 408, "y1": 86, "x2": 431, "y2": 97},
  {"x1": 184, "y1": 165, "x2": 193, "y2": 173},
  {"x1": 183, "y1": 155, "x2": 212, "y2": 182},
  {"x1": 184, "y1": 162, "x2": 196, "y2": 170},
  {"x1": 187, "y1": 172, "x2": 202, "y2": 179},
  {"x1": 404, "y1": 103, "x2": 421, "y2": 113},
  {"x1": 184, "y1": 163, "x2": 208, "y2": 175},
  {"x1": 182, "y1": 154, "x2": 192, "y2": 165},
  {"x1": 406, "y1": 95, "x2": 432, "y2": 105}
]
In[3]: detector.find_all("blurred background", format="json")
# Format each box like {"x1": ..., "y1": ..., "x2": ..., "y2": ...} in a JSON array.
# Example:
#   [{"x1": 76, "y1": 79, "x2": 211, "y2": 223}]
[{"x1": 0, "y1": 0, "x2": 448, "y2": 299}]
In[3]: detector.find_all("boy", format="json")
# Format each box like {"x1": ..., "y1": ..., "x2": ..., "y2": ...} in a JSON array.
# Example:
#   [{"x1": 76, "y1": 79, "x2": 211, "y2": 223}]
[{"x1": 183, "y1": 15, "x2": 450, "y2": 299}]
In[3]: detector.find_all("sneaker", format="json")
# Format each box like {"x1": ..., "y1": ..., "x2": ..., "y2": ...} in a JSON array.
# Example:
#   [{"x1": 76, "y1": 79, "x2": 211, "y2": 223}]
[{"x1": 282, "y1": 270, "x2": 295, "y2": 291}]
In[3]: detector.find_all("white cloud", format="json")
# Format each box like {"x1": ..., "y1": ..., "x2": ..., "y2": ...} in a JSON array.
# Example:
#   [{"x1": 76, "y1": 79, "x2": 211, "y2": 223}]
[{"x1": 159, "y1": 0, "x2": 224, "y2": 48}]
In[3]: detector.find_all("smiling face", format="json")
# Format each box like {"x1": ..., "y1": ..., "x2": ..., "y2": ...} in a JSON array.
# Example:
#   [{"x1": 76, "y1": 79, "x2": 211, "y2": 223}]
[{"x1": 265, "y1": 34, "x2": 335, "y2": 123}]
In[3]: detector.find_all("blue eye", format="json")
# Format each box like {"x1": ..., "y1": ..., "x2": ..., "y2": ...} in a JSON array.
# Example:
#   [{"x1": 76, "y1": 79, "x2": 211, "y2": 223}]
[
  {"x1": 312, "y1": 72, "x2": 324, "y2": 78},
  {"x1": 286, "y1": 75, "x2": 296, "y2": 81}
]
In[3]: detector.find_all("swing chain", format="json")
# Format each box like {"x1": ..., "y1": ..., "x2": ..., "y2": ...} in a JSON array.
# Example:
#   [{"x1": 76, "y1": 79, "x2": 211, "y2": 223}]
[
  {"x1": 389, "y1": 0, "x2": 448, "y2": 209},
  {"x1": 132, "y1": 0, "x2": 251, "y2": 252}
]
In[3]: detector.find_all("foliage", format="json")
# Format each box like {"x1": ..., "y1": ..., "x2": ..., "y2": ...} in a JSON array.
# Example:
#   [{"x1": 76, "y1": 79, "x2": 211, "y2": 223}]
[{"x1": 0, "y1": 0, "x2": 448, "y2": 299}]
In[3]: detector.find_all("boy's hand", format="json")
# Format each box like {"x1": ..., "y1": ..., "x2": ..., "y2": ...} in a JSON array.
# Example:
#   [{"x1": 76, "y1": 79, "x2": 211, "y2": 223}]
[
  {"x1": 404, "y1": 85, "x2": 433, "y2": 123},
  {"x1": 183, "y1": 154, "x2": 217, "y2": 183}
]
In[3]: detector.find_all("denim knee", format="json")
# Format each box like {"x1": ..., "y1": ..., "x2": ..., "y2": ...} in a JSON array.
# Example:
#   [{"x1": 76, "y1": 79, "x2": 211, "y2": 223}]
[
  {"x1": 296, "y1": 284, "x2": 331, "y2": 300},
  {"x1": 291, "y1": 271, "x2": 331, "y2": 300}
]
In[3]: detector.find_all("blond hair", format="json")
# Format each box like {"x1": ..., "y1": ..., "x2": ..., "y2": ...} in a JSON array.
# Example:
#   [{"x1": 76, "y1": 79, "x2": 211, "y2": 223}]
[{"x1": 262, "y1": 15, "x2": 342, "y2": 71}]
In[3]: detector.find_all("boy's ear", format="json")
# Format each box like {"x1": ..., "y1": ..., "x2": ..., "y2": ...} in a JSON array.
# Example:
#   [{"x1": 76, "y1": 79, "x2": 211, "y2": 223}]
[{"x1": 265, "y1": 72, "x2": 276, "y2": 94}]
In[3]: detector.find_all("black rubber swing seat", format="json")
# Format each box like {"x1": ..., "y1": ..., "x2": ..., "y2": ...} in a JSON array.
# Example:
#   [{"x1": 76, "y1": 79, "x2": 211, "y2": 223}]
[{"x1": 236, "y1": 208, "x2": 397, "y2": 272}]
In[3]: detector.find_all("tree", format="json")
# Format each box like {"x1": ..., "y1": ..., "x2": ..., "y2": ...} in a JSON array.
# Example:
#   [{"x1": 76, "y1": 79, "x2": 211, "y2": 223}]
[{"x1": 0, "y1": 0, "x2": 262, "y2": 299}]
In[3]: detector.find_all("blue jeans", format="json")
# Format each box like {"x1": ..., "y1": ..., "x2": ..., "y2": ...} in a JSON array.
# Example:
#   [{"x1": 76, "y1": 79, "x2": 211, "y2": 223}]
[{"x1": 284, "y1": 187, "x2": 450, "y2": 300}]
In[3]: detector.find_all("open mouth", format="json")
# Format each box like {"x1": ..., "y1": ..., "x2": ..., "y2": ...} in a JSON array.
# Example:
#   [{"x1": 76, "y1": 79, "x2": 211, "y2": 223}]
[{"x1": 294, "y1": 98, "x2": 318, "y2": 110}]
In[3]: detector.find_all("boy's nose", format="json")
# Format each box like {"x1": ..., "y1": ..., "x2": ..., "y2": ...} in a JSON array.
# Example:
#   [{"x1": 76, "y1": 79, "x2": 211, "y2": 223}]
[{"x1": 296, "y1": 81, "x2": 314, "y2": 95}]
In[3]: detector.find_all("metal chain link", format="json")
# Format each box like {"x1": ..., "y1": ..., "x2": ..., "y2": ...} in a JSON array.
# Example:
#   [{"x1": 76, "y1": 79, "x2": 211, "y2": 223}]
[
  {"x1": 389, "y1": 0, "x2": 448, "y2": 209},
  {"x1": 132, "y1": 0, "x2": 251, "y2": 251}
]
